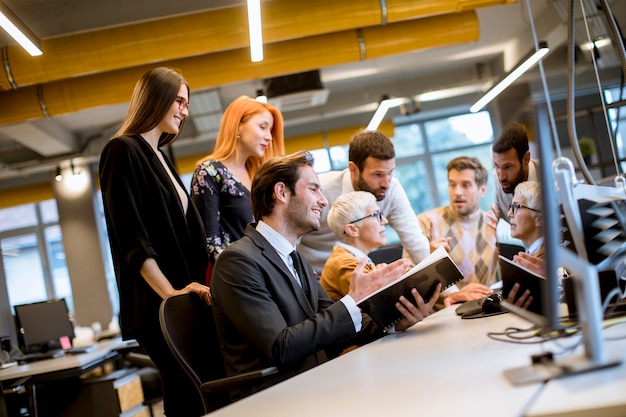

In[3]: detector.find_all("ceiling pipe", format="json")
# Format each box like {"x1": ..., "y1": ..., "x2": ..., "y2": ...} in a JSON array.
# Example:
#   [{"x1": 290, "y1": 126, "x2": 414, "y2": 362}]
[
  {"x1": 0, "y1": 0, "x2": 513, "y2": 91},
  {"x1": 0, "y1": 11, "x2": 479, "y2": 126}
]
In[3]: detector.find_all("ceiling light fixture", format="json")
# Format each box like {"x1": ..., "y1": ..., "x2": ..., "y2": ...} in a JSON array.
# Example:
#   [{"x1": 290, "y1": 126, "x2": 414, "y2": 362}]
[
  {"x1": 0, "y1": 2, "x2": 42, "y2": 56},
  {"x1": 579, "y1": 38, "x2": 611, "y2": 51},
  {"x1": 70, "y1": 161, "x2": 82, "y2": 176},
  {"x1": 470, "y1": 41, "x2": 549, "y2": 113},
  {"x1": 247, "y1": 0, "x2": 263, "y2": 62},
  {"x1": 366, "y1": 95, "x2": 406, "y2": 131},
  {"x1": 416, "y1": 83, "x2": 489, "y2": 103},
  {"x1": 255, "y1": 89, "x2": 267, "y2": 103},
  {"x1": 54, "y1": 166, "x2": 62, "y2": 182}
]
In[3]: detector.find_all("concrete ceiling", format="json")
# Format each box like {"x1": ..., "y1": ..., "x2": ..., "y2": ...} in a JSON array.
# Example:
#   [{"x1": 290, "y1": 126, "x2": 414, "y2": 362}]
[{"x1": 0, "y1": 0, "x2": 624, "y2": 190}]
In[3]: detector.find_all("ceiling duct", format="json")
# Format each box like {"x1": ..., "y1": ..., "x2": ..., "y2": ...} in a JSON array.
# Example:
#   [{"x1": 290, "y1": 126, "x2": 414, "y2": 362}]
[
  {"x1": 263, "y1": 70, "x2": 329, "y2": 112},
  {"x1": 549, "y1": 0, "x2": 620, "y2": 68},
  {"x1": 0, "y1": 11, "x2": 480, "y2": 125},
  {"x1": 0, "y1": 0, "x2": 514, "y2": 91}
]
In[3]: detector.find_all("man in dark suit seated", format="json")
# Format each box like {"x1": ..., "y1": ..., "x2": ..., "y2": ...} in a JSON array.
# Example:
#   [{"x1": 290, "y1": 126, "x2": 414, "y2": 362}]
[{"x1": 211, "y1": 151, "x2": 439, "y2": 393}]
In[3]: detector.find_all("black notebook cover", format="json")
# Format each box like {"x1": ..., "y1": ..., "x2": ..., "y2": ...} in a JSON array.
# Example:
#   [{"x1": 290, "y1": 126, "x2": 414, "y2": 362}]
[
  {"x1": 499, "y1": 255, "x2": 545, "y2": 315},
  {"x1": 358, "y1": 246, "x2": 463, "y2": 330}
]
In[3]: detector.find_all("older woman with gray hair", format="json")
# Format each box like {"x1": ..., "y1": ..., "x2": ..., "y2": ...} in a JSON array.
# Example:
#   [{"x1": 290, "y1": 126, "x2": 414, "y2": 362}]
[
  {"x1": 321, "y1": 191, "x2": 439, "y2": 339},
  {"x1": 321, "y1": 191, "x2": 395, "y2": 301},
  {"x1": 505, "y1": 180, "x2": 545, "y2": 308},
  {"x1": 509, "y1": 180, "x2": 544, "y2": 264}
]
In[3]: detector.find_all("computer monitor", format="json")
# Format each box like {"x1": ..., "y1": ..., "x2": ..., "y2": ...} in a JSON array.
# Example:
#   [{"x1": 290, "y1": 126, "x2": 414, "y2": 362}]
[
  {"x1": 501, "y1": 156, "x2": 622, "y2": 385},
  {"x1": 559, "y1": 182, "x2": 626, "y2": 315},
  {"x1": 14, "y1": 299, "x2": 75, "y2": 353}
]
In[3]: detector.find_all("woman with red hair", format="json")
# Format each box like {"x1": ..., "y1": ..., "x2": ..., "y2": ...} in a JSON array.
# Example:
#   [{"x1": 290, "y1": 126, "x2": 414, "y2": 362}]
[{"x1": 191, "y1": 96, "x2": 284, "y2": 283}]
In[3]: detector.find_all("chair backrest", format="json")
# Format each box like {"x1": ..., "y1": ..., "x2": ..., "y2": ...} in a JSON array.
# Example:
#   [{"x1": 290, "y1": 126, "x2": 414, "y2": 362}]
[
  {"x1": 499, "y1": 243, "x2": 525, "y2": 260},
  {"x1": 369, "y1": 243, "x2": 403, "y2": 264},
  {"x1": 159, "y1": 293, "x2": 230, "y2": 413}
]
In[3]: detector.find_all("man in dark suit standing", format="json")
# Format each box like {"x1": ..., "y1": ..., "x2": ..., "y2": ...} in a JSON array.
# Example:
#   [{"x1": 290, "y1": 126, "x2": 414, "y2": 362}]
[{"x1": 211, "y1": 151, "x2": 439, "y2": 392}]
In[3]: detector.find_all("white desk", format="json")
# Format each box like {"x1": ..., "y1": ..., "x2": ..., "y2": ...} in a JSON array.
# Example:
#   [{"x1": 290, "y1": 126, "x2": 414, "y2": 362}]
[
  {"x1": 526, "y1": 322, "x2": 626, "y2": 417},
  {"x1": 0, "y1": 338, "x2": 134, "y2": 416},
  {"x1": 0, "y1": 338, "x2": 128, "y2": 383},
  {"x1": 208, "y1": 307, "x2": 550, "y2": 417}
]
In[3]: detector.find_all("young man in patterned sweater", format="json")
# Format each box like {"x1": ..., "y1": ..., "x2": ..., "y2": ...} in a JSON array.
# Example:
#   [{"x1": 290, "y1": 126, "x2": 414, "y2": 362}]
[{"x1": 415, "y1": 156, "x2": 498, "y2": 308}]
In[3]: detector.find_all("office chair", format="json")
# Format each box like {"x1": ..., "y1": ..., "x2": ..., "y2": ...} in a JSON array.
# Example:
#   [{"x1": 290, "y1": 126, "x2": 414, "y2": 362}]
[
  {"x1": 498, "y1": 243, "x2": 525, "y2": 260},
  {"x1": 159, "y1": 293, "x2": 279, "y2": 413},
  {"x1": 369, "y1": 243, "x2": 403, "y2": 264}
]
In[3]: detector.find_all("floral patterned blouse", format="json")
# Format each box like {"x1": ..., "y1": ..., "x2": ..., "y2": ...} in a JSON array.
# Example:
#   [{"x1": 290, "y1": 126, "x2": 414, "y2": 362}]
[{"x1": 190, "y1": 160, "x2": 253, "y2": 263}]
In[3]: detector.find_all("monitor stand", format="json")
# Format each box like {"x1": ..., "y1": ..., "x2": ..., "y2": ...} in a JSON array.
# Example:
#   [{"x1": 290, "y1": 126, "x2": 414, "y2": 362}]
[
  {"x1": 503, "y1": 248, "x2": 622, "y2": 386},
  {"x1": 504, "y1": 352, "x2": 621, "y2": 385}
]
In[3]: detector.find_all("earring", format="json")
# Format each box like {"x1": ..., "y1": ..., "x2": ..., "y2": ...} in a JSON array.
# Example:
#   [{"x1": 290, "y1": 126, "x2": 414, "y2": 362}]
[{"x1": 237, "y1": 132, "x2": 241, "y2": 140}]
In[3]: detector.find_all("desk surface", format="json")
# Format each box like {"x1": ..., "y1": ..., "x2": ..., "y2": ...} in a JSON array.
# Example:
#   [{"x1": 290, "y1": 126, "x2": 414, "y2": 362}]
[
  {"x1": 0, "y1": 338, "x2": 131, "y2": 382},
  {"x1": 526, "y1": 322, "x2": 626, "y2": 417},
  {"x1": 208, "y1": 308, "x2": 551, "y2": 417}
]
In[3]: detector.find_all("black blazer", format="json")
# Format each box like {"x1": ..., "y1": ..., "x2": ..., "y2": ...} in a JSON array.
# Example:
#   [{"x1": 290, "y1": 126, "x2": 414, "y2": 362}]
[
  {"x1": 211, "y1": 224, "x2": 382, "y2": 379},
  {"x1": 99, "y1": 135, "x2": 208, "y2": 339}
]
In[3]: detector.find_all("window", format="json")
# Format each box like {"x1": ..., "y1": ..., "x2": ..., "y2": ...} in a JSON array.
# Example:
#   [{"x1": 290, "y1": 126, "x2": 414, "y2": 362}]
[
  {"x1": 310, "y1": 149, "x2": 332, "y2": 173},
  {"x1": 308, "y1": 111, "x2": 496, "y2": 245},
  {"x1": 605, "y1": 86, "x2": 626, "y2": 171},
  {"x1": 394, "y1": 112, "x2": 495, "y2": 240},
  {"x1": 2, "y1": 233, "x2": 48, "y2": 306},
  {"x1": 0, "y1": 201, "x2": 74, "y2": 311},
  {"x1": 94, "y1": 193, "x2": 120, "y2": 316}
]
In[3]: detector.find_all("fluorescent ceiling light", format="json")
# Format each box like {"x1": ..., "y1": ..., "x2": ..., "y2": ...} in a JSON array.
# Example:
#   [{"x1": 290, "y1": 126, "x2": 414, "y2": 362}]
[
  {"x1": 366, "y1": 96, "x2": 405, "y2": 131},
  {"x1": 416, "y1": 83, "x2": 489, "y2": 103},
  {"x1": 579, "y1": 38, "x2": 611, "y2": 51},
  {"x1": 322, "y1": 67, "x2": 379, "y2": 83},
  {"x1": 470, "y1": 41, "x2": 549, "y2": 113},
  {"x1": 0, "y1": 2, "x2": 42, "y2": 56},
  {"x1": 247, "y1": 0, "x2": 263, "y2": 62}
]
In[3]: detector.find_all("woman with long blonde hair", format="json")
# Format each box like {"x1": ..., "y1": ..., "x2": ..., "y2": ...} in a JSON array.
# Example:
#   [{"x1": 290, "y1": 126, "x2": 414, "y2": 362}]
[{"x1": 191, "y1": 96, "x2": 284, "y2": 283}]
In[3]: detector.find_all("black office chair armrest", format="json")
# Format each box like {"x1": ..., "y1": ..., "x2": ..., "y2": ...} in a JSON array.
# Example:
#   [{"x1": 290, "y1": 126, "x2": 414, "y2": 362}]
[
  {"x1": 200, "y1": 366, "x2": 279, "y2": 392},
  {"x1": 125, "y1": 352, "x2": 156, "y2": 368},
  {"x1": 113, "y1": 340, "x2": 140, "y2": 356}
]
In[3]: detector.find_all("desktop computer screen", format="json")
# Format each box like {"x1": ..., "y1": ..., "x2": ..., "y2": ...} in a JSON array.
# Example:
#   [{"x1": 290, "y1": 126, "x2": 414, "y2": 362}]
[
  {"x1": 561, "y1": 193, "x2": 626, "y2": 315},
  {"x1": 14, "y1": 298, "x2": 75, "y2": 354}
]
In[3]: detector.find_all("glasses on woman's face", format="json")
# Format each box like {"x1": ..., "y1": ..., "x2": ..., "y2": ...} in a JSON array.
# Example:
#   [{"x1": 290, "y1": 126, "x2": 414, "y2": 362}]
[
  {"x1": 175, "y1": 96, "x2": 190, "y2": 111},
  {"x1": 508, "y1": 202, "x2": 542, "y2": 215},
  {"x1": 348, "y1": 210, "x2": 384, "y2": 225}
]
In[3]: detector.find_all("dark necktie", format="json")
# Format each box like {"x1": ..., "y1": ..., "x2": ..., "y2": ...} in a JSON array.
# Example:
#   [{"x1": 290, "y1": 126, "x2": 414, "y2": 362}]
[{"x1": 290, "y1": 250, "x2": 309, "y2": 295}]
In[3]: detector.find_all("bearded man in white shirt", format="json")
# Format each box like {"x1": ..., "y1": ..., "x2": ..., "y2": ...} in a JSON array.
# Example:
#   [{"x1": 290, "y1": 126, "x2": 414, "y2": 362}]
[{"x1": 298, "y1": 130, "x2": 429, "y2": 275}]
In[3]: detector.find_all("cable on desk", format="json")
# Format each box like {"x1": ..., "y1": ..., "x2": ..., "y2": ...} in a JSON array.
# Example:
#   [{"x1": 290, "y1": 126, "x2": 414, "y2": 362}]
[
  {"x1": 486, "y1": 314, "x2": 626, "y2": 359},
  {"x1": 602, "y1": 287, "x2": 626, "y2": 317},
  {"x1": 602, "y1": 314, "x2": 626, "y2": 341},
  {"x1": 486, "y1": 324, "x2": 544, "y2": 344}
]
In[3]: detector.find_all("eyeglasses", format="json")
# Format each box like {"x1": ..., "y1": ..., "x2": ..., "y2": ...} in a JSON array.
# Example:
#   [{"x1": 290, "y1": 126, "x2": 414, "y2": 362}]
[
  {"x1": 508, "y1": 202, "x2": 542, "y2": 215},
  {"x1": 175, "y1": 96, "x2": 190, "y2": 111},
  {"x1": 348, "y1": 210, "x2": 384, "y2": 225}
]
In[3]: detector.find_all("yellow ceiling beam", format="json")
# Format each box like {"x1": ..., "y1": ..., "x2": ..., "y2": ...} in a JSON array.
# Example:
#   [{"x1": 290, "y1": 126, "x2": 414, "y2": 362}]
[
  {"x1": 0, "y1": 0, "x2": 511, "y2": 90},
  {"x1": 0, "y1": 11, "x2": 479, "y2": 126}
]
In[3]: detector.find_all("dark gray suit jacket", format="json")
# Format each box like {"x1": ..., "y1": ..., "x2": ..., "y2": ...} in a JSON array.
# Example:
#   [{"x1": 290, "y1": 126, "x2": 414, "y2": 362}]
[{"x1": 211, "y1": 224, "x2": 382, "y2": 380}]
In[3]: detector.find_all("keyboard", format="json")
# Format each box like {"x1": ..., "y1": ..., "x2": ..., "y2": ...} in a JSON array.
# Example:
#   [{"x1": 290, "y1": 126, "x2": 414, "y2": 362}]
[
  {"x1": 15, "y1": 350, "x2": 65, "y2": 363},
  {"x1": 66, "y1": 345, "x2": 96, "y2": 354}
]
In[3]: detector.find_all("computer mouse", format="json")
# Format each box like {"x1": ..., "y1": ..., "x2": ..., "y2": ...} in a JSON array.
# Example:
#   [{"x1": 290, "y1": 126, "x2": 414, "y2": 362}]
[
  {"x1": 455, "y1": 298, "x2": 483, "y2": 316},
  {"x1": 457, "y1": 293, "x2": 503, "y2": 318},
  {"x1": 481, "y1": 293, "x2": 503, "y2": 314}
]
